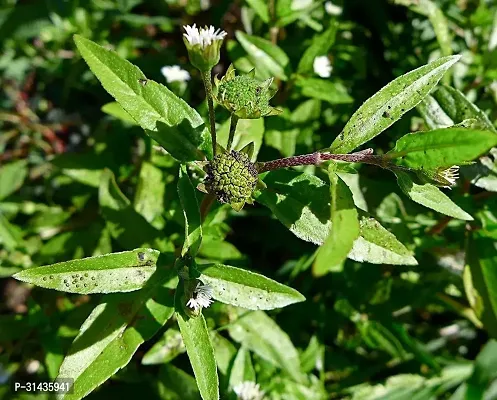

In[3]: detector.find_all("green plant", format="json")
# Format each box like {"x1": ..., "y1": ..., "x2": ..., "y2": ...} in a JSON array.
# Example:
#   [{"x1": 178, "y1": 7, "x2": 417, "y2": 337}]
[{"x1": 3, "y1": 2, "x2": 497, "y2": 400}]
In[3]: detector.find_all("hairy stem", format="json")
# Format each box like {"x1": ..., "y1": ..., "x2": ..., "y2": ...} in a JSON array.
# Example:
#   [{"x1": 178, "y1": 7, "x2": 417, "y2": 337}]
[
  {"x1": 256, "y1": 148, "x2": 408, "y2": 173},
  {"x1": 227, "y1": 114, "x2": 239, "y2": 151},
  {"x1": 201, "y1": 70, "x2": 217, "y2": 156}
]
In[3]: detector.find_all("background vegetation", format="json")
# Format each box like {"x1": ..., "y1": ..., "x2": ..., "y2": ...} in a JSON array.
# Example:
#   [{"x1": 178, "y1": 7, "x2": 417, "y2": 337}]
[{"x1": 1, "y1": 0, "x2": 497, "y2": 399}]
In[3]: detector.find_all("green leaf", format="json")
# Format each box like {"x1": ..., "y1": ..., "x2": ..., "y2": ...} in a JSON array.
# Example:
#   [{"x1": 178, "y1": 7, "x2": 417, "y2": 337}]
[
  {"x1": 176, "y1": 292, "x2": 219, "y2": 400},
  {"x1": 99, "y1": 169, "x2": 171, "y2": 251},
  {"x1": 142, "y1": 328, "x2": 185, "y2": 365},
  {"x1": 297, "y1": 22, "x2": 338, "y2": 73},
  {"x1": 464, "y1": 148, "x2": 497, "y2": 192},
  {"x1": 348, "y1": 215, "x2": 418, "y2": 265},
  {"x1": 255, "y1": 170, "x2": 331, "y2": 245},
  {"x1": 432, "y1": 86, "x2": 496, "y2": 132},
  {"x1": 465, "y1": 339, "x2": 497, "y2": 398},
  {"x1": 211, "y1": 332, "x2": 237, "y2": 376},
  {"x1": 387, "y1": 128, "x2": 497, "y2": 169},
  {"x1": 149, "y1": 120, "x2": 207, "y2": 162},
  {"x1": 245, "y1": 0, "x2": 269, "y2": 22},
  {"x1": 256, "y1": 170, "x2": 415, "y2": 265},
  {"x1": 228, "y1": 346, "x2": 256, "y2": 389},
  {"x1": 395, "y1": 0, "x2": 452, "y2": 57},
  {"x1": 56, "y1": 269, "x2": 175, "y2": 400},
  {"x1": 228, "y1": 311, "x2": 303, "y2": 382},
  {"x1": 158, "y1": 364, "x2": 201, "y2": 400},
  {"x1": 13, "y1": 248, "x2": 159, "y2": 294},
  {"x1": 295, "y1": 77, "x2": 353, "y2": 104},
  {"x1": 178, "y1": 165, "x2": 202, "y2": 257},
  {"x1": 73, "y1": 35, "x2": 211, "y2": 159},
  {"x1": 417, "y1": 94, "x2": 455, "y2": 129},
  {"x1": 0, "y1": 160, "x2": 27, "y2": 201},
  {"x1": 134, "y1": 161, "x2": 165, "y2": 225},
  {"x1": 101, "y1": 101, "x2": 138, "y2": 125},
  {"x1": 395, "y1": 171, "x2": 473, "y2": 220},
  {"x1": 0, "y1": 211, "x2": 23, "y2": 251},
  {"x1": 197, "y1": 263, "x2": 305, "y2": 310},
  {"x1": 217, "y1": 118, "x2": 265, "y2": 162},
  {"x1": 466, "y1": 234, "x2": 497, "y2": 338},
  {"x1": 235, "y1": 31, "x2": 290, "y2": 81},
  {"x1": 329, "y1": 55, "x2": 461, "y2": 154},
  {"x1": 314, "y1": 166, "x2": 360, "y2": 276}
]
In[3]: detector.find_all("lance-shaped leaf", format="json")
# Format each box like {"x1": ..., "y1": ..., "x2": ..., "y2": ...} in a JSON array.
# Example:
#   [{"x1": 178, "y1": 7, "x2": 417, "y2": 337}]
[
  {"x1": 142, "y1": 328, "x2": 185, "y2": 365},
  {"x1": 329, "y1": 55, "x2": 461, "y2": 154},
  {"x1": 348, "y1": 215, "x2": 418, "y2": 265},
  {"x1": 431, "y1": 85, "x2": 496, "y2": 132},
  {"x1": 0, "y1": 160, "x2": 27, "y2": 201},
  {"x1": 197, "y1": 263, "x2": 305, "y2": 310},
  {"x1": 228, "y1": 311, "x2": 303, "y2": 383},
  {"x1": 13, "y1": 248, "x2": 159, "y2": 294},
  {"x1": 257, "y1": 170, "x2": 416, "y2": 265},
  {"x1": 395, "y1": 171, "x2": 472, "y2": 220},
  {"x1": 229, "y1": 346, "x2": 256, "y2": 389},
  {"x1": 158, "y1": 364, "x2": 200, "y2": 400},
  {"x1": 101, "y1": 102, "x2": 138, "y2": 125},
  {"x1": 255, "y1": 169, "x2": 331, "y2": 245},
  {"x1": 134, "y1": 161, "x2": 165, "y2": 225},
  {"x1": 295, "y1": 77, "x2": 353, "y2": 104},
  {"x1": 297, "y1": 22, "x2": 338, "y2": 73},
  {"x1": 235, "y1": 31, "x2": 290, "y2": 81},
  {"x1": 73, "y1": 35, "x2": 211, "y2": 160},
  {"x1": 314, "y1": 165, "x2": 360, "y2": 276},
  {"x1": 387, "y1": 128, "x2": 497, "y2": 170},
  {"x1": 99, "y1": 169, "x2": 172, "y2": 252},
  {"x1": 56, "y1": 269, "x2": 175, "y2": 400},
  {"x1": 175, "y1": 288, "x2": 219, "y2": 400},
  {"x1": 178, "y1": 165, "x2": 202, "y2": 257},
  {"x1": 466, "y1": 234, "x2": 497, "y2": 339}
]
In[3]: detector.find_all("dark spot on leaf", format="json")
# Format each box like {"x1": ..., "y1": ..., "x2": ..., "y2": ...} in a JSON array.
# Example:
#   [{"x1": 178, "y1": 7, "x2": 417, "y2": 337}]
[
  {"x1": 80, "y1": 277, "x2": 84, "y2": 281},
  {"x1": 138, "y1": 79, "x2": 148, "y2": 86},
  {"x1": 137, "y1": 252, "x2": 146, "y2": 261},
  {"x1": 49, "y1": 275, "x2": 54, "y2": 279},
  {"x1": 382, "y1": 111, "x2": 390, "y2": 118}
]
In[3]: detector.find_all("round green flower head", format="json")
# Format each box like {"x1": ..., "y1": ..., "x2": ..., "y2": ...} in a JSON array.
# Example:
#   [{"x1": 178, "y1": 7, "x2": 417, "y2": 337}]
[
  {"x1": 204, "y1": 150, "x2": 258, "y2": 211},
  {"x1": 214, "y1": 65, "x2": 282, "y2": 119}
]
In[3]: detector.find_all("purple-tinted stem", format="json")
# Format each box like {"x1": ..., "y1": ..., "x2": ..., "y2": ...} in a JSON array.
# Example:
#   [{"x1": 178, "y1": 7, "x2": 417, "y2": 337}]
[{"x1": 256, "y1": 148, "x2": 390, "y2": 173}]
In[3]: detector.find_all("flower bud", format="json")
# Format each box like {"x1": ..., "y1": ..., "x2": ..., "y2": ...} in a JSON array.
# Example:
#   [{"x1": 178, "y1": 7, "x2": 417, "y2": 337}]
[
  {"x1": 202, "y1": 150, "x2": 258, "y2": 211},
  {"x1": 183, "y1": 24, "x2": 227, "y2": 72},
  {"x1": 214, "y1": 65, "x2": 282, "y2": 119}
]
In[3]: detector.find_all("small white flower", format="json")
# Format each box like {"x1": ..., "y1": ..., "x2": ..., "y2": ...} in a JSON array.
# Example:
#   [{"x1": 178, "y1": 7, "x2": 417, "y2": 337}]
[
  {"x1": 325, "y1": 1, "x2": 343, "y2": 16},
  {"x1": 161, "y1": 65, "x2": 191, "y2": 84},
  {"x1": 313, "y1": 55, "x2": 333, "y2": 78},
  {"x1": 183, "y1": 24, "x2": 227, "y2": 48},
  {"x1": 233, "y1": 381, "x2": 265, "y2": 400},
  {"x1": 440, "y1": 165, "x2": 459, "y2": 187},
  {"x1": 186, "y1": 282, "x2": 214, "y2": 312}
]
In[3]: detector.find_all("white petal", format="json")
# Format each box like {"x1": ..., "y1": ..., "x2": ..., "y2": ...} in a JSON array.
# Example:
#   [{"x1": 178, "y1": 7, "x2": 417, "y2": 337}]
[{"x1": 313, "y1": 56, "x2": 332, "y2": 78}]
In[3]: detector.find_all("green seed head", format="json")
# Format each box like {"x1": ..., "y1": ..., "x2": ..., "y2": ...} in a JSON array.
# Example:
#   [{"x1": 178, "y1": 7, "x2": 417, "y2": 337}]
[
  {"x1": 204, "y1": 150, "x2": 258, "y2": 210},
  {"x1": 214, "y1": 65, "x2": 282, "y2": 119}
]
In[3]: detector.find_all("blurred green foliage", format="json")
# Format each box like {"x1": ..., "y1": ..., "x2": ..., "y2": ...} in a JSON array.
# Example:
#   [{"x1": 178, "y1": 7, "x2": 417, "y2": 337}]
[{"x1": 2, "y1": 0, "x2": 497, "y2": 399}]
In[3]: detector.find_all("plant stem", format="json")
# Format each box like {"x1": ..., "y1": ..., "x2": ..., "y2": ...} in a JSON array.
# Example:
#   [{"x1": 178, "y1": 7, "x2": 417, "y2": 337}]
[
  {"x1": 255, "y1": 148, "x2": 410, "y2": 173},
  {"x1": 268, "y1": 0, "x2": 279, "y2": 44},
  {"x1": 227, "y1": 114, "x2": 239, "y2": 151},
  {"x1": 201, "y1": 69, "x2": 217, "y2": 156}
]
